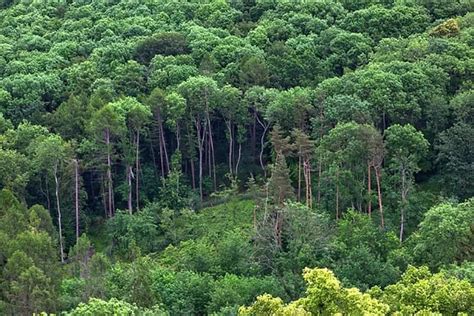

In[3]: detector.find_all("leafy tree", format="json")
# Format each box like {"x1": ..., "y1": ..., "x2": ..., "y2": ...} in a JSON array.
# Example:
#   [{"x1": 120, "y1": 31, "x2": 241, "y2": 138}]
[
  {"x1": 385, "y1": 124, "x2": 429, "y2": 241},
  {"x1": 375, "y1": 265, "x2": 474, "y2": 315},
  {"x1": 411, "y1": 199, "x2": 474, "y2": 269},
  {"x1": 437, "y1": 122, "x2": 474, "y2": 200},
  {"x1": 240, "y1": 267, "x2": 389, "y2": 315}
]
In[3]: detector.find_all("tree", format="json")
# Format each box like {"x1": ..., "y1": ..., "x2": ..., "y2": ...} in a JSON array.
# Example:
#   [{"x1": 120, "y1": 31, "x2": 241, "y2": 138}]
[
  {"x1": 437, "y1": 122, "x2": 474, "y2": 200},
  {"x1": 65, "y1": 298, "x2": 158, "y2": 315},
  {"x1": 90, "y1": 102, "x2": 126, "y2": 217},
  {"x1": 244, "y1": 86, "x2": 278, "y2": 175},
  {"x1": 240, "y1": 267, "x2": 389, "y2": 315},
  {"x1": 29, "y1": 134, "x2": 71, "y2": 263},
  {"x1": 411, "y1": 199, "x2": 474, "y2": 269},
  {"x1": 116, "y1": 97, "x2": 152, "y2": 212},
  {"x1": 375, "y1": 266, "x2": 474, "y2": 315},
  {"x1": 385, "y1": 124, "x2": 428, "y2": 242},
  {"x1": 134, "y1": 32, "x2": 190, "y2": 64},
  {"x1": 178, "y1": 76, "x2": 219, "y2": 200},
  {"x1": 219, "y1": 85, "x2": 247, "y2": 175}
]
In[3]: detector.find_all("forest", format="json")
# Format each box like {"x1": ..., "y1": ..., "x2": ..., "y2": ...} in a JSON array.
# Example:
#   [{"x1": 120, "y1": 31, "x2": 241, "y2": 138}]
[{"x1": 0, "y1": 0, "x2": 473, "y2": 315}]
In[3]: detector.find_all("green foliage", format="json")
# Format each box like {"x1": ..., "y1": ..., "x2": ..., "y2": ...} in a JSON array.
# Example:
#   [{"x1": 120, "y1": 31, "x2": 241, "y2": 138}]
[
  {"x1": 411, "y1": 199, "x2": 474, "y2": 269},
  {"x1": 240, "y1": 267, "x2": 389, "y2": 315},
  {"x1": 377, "y1": 266, "x2": 474, "y2": 315},
  {"x1": 0, "y1": 1, "x2": 472, "y2": 314}
]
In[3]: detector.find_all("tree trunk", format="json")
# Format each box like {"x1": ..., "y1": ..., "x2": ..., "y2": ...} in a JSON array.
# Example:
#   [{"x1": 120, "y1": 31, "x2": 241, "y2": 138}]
[
  {"x1": 251, "y1": 111, "x2": 257, "y2": 162},
  {"x1": 207, "y1": 112, "x2": 217, "y2": 191},
  {"x1": 317, "y1": 158, "x2": 322, "y2": 206},
  {"x1": 399, "y1": 169, "x2": 407, "y2": 242},
  {"x1": 226, "y1": 121, "x2": 233, "y2": 175},
  {"x1": 256, "y1": 115, "x2": 269, "y2": 177},
  {"x1": 73, "y1": 159, "x2": 80, "y2": 242},
  {"x1": 127, "y1": 165, "x2": 132, "y2": 214},
  {"x1": 135, "y1": 131, "x2": 140, "y2": 211},
  {"x1": 105, "y1": 128, "x2": 113, "y2": 217},
  {"x1": 158, "y1": 113, "x2": 170, "y2": 175},
  {"x1": 235, "y1": 143, "x2": 242, "y2": 176},
  {"x1": 158, "y1": 126, "x2": 165, "y2": 177},
  {"x1": 367, "y1": 162, "x2": 372, "y2": 217},
  {"x1": 196, "y1": 120, "x2": 204, "y2": 201},
  {"x1": 304, "y1": 159, "x2": 312, "y2": 208},
  {"x1": 374, "y1": 166, "x2": 384, "y2": 228},
  {"x1": 297, "y1": 154, "x2": 301, "y2": 201},
  {"x1": 54, "y1": 164, "x2": 64, "y2": 263}
]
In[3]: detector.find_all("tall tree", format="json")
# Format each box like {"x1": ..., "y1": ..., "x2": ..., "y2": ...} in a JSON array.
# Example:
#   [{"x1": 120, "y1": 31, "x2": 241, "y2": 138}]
[
  {"x1": 385, "y1": 124, "x2": 428, "y2": 242},
  {"x1": 30, "y1": 134, "x2": 71, "y2": 263},
  {"x1": 90, "y1": 103, "x2": 126, "y2": 217},
  {"x1": 178, "y1": 76, "x2": 219, "y2": 200}
]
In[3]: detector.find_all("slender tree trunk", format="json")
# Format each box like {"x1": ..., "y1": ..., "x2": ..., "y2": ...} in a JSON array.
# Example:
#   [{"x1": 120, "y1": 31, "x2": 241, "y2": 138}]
[
  {"x1": 235, "y1": 143, "x2": 242, "y2": 176},
  {"x1": 196, "y1": 120, "x2": 204, "y2": 201},
  {"x1": 207, "y1": 112, "x2": 217, "y2": 190},
  {"x1": 367, "y1": 162, "x2": 372, "y2": 217},
  {"x1": 44, "y1": 178, "x2": 51, "y2": 213},
  {"x1": 158, "y1": 126, "x2": 165, "y2": 177},
  {"x1": 297, "y1": 155, "x2": 302, "y2": 202},
  {"x1": 54, "y1": 164, "x2": 64, "y2": 263},
  {"x1": 399, "y1": 169, "x2": 407, "y2": 242},
  {"x1": 317, "y1": 159, "x2": 322, "y2": 205},
  {"x1": 304, "y1": 159, "x2": 312, "y2": 208},
  {"x1": 105, "y1": 129, "x2": 113, "y2": 217},
  {"x1": 73, "y1": 159, "x2": 80, "y2": 242},
  {"x1": 374, "y1": 166, "x2": 384, "y2": 228},
  {"x1": 256, "y1": 115, "x2": 269, "y2": 177},
  {"x1": 308, "y1": 162, "x2": 312, "y2": 208},
  {"x1": 226, "y1": 121, "x2": 233, "y2": 175},
  {"x1": 101, "y1": 175, "x2": 107, "y2": 217},
  {"x1": 156, "y1": 110, "x2": 170, "y2": 174},
  {"x1": 176, "y1": 125, "x2": 181, "y2": 151},
  {"x1": 135, "y1": 131, "x2": 140, "y2": 211},
  {"x1": 127, "y1": 165, "x2": 132, "y2": 214},
  {"x1": 251, "y1": 111, "x2": 257, "y2": 162}
]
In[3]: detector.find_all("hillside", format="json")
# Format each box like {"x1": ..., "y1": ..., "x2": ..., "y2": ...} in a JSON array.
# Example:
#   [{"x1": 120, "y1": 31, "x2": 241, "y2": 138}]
[{"x1": 0, "y1": 0, "x2": 473, "y2": 315}]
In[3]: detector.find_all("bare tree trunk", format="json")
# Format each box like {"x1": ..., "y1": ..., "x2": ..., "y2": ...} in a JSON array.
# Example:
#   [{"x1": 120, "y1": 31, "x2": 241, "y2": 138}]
[
  {"x1": 175, "y1": 125, "x2": 181, "y2": 151},
  {"x1": 54, "y1": 164, "x2": 64, "y2": 263},
  {"x1": 73, "y1": 159, "x2": 80, "y2": 242},
  {"x1": 158, "y1": 127, "x2": 165, "y2": 177},
  {"x1": 367, "y1": 162, "x2": 372, "y2": 217},
  {"x1": 256, "y1": 115, "x2": 269, "y2": 177},
  {"x1": 127, "y1": 165, "x2": 132, "y2": 214},
  {"x1": 375, "y1": 166, "x2": 384, "y2": 228},
  {"x1": 207, "y1": 112, "x2": 217, "y2": 191},
  {"x1": 297, "y1": 155, "x2": 302, "y2": 202},
  {"x1": 105, "y1": 129, "x2": 113, "y2": 217},
  {"x1": 304, "y1": 159, "x2": 312, "y2": 208},
  {"x1": 235, "y1": 143, "x2": 242, "y2": 176},
  {"x1": 226, "y1": 121, "x2": 233, "y2": 175},
  {"x1": 135, "y1": 131, "x2": 140, "y2": 211},
  {"x1": 196, "y1": 120, "x2": 204, "y2": 201},
  {"x1": 101, "y1": 175, "x2": 107, "y2": 217},
  {"x1": 158, "y1": 113, "x2": 170, "y2": 174},
  {"x1": 251, "y1": 111, "x2": 257, "y2": 162},
  {"x1": 399, "y1": 170, "x2": 407, "y2": 242},
  {"x1": 317, "y1": 159, "x2": 322, "y2": 206},
  {"x1": 44, "y1": 177, "x2": 51, "y2": 213}
]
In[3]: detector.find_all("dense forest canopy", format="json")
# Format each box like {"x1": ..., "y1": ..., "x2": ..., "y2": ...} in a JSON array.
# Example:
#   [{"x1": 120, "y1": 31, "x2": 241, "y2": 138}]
[{"x1": 0, "y1": 0, "x2": 473, "y2": 315}]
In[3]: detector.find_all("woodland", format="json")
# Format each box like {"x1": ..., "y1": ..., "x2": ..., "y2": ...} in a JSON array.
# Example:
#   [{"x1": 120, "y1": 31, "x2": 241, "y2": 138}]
[{"x1": 0, "y1": 0, "x2": 473, "y2": 315}]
